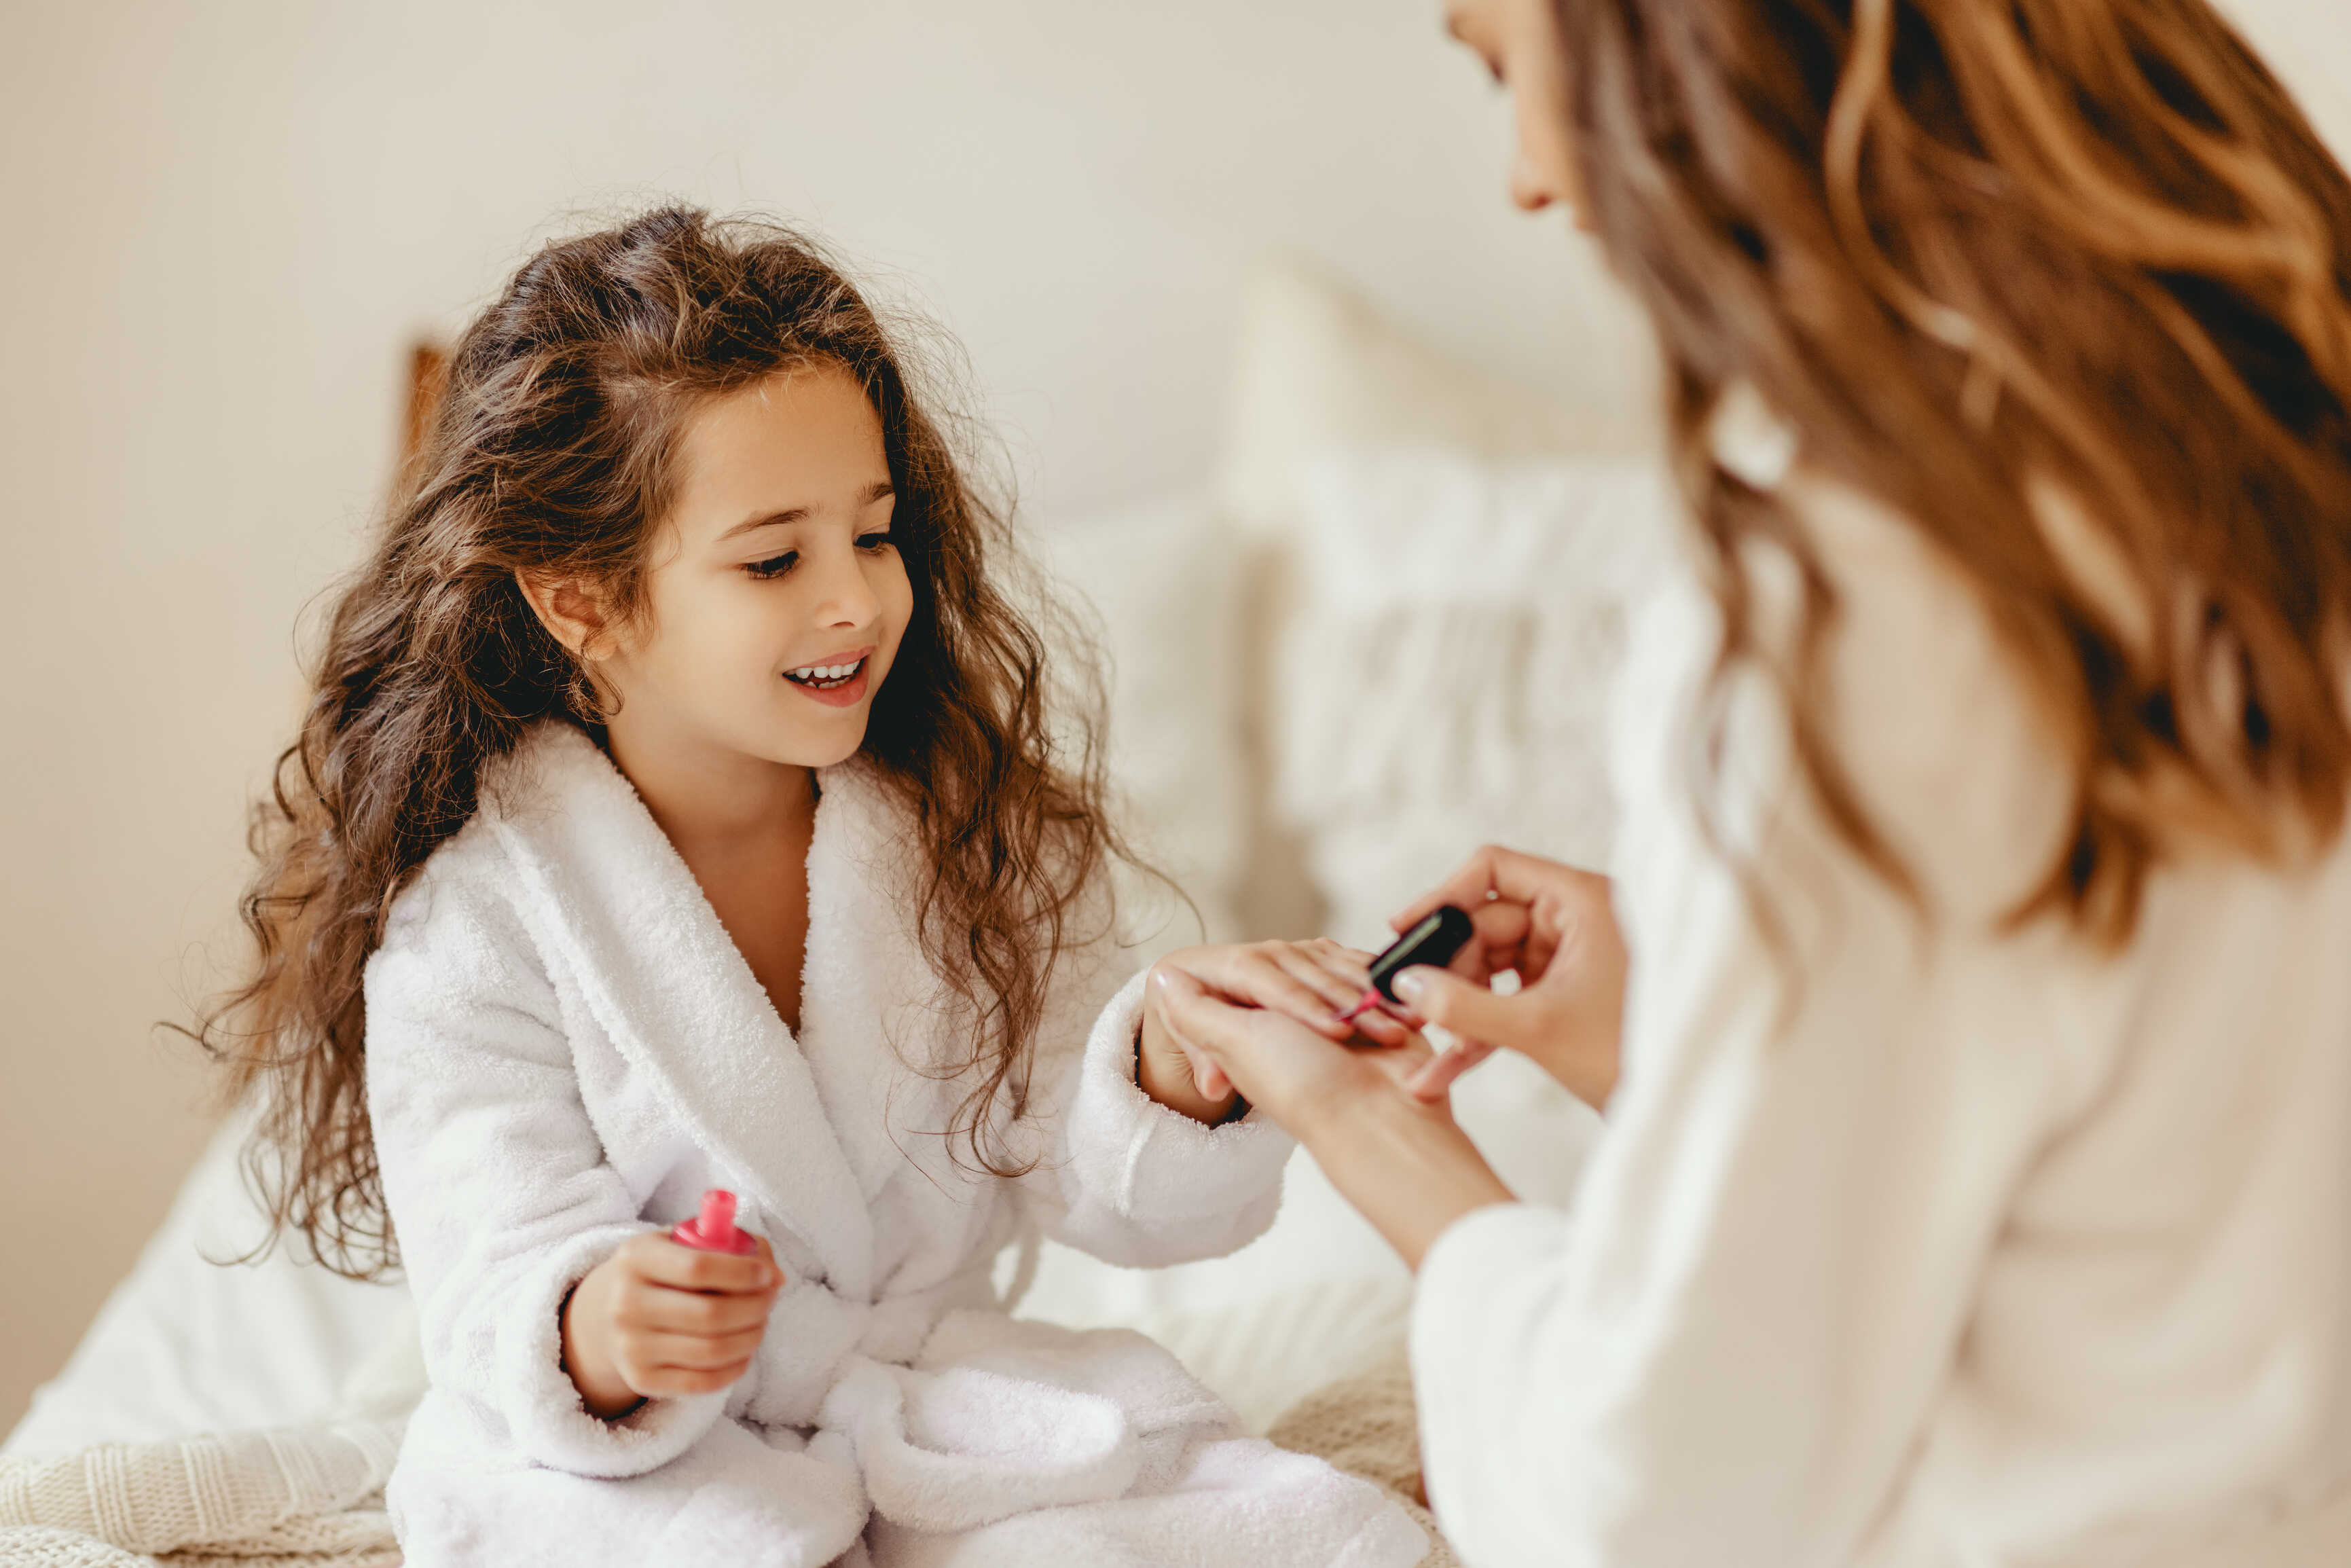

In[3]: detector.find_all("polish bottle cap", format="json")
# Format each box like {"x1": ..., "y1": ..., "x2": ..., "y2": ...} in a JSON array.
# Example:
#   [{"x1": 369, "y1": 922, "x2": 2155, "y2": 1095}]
[{"x1": 670, "y1": 1188, "x2": 757, "y2": 1254}]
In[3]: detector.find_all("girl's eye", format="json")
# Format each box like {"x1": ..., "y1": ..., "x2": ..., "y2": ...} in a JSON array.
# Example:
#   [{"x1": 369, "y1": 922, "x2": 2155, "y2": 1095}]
[
  {"x1": 745, "y1": 551, "x2": 797, "y2": 581},
  {"x1": 857, "y1": 531, "x2": 894, "y2": 552}
]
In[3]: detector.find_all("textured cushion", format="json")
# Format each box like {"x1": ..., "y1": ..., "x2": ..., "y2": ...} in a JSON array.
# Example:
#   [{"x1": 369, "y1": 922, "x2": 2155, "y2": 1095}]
[{"x1": 1273, "y1": 446, "x2": 1675, "y2": 949}]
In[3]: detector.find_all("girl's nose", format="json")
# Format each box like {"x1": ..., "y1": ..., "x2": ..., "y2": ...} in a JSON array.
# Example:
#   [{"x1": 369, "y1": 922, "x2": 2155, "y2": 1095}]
[{"x1": 810, "y1": 543, "x2": 881, "y2": 629}]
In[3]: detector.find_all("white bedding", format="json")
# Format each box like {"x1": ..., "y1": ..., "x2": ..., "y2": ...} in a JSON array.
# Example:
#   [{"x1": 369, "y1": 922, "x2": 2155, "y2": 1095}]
[
  {"x1": 3, "y1": 1107, "x2": 1429, "y2": 1462},
  {"x1": 8, "y1": 256, "x2": 1650, "y2": 1482},
  {"x1": 3, "y1": 1111, "x2": 411, "y2": 1461}
]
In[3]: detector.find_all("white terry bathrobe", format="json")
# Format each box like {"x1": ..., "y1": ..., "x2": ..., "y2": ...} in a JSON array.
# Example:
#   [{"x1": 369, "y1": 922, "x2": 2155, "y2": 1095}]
[{"x1": 362, "y1": 718, "x2": 1426, "y2": 1568}]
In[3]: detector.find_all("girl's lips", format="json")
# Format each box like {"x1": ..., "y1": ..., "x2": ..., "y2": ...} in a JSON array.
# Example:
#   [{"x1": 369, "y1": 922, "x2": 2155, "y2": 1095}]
[{"x1": 784, "y1": 659, "x2": 871, "y2": 708}]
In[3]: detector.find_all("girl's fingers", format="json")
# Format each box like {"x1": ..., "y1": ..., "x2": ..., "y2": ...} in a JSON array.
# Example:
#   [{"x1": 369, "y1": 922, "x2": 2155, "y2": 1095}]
[
  {"x1": 1191, "y1": 1051, "x2": 1233, "y2": 1101},
  {"x1": 619, "y1": 1277, "x2": 778, "y2": 1337},
  {"x1": 1267, "y1": 945, "x2": 1370, "y2": 1016},
  {"x1": 1152, "y1": 967, "x2": 1244, "y2": 1063},
  {"x1": 1164, "y1": 947, "x2": 1337, "y2": 1034},
  {"x1": 630, "y1": 1360, "x2": 754, "y2": 1397},
  {"x1": 1203, "y1": 949, "x2": 1353, "y2": 1039},
  {"x1": 1296, "y1": 938, "x2": 1376, "y2": 987},
  {"x1": 632, "y1": 1324, "x2": 770, "y2": 1371},
  {"x1": 630, "y1": 1235, "x2": 781, "y2": 1294}
]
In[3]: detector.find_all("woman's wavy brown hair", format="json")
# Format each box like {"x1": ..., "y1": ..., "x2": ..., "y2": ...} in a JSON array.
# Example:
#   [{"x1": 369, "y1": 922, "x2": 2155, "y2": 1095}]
[
  {"x1": 183, "y1": 206, "x2": 1139, "y2": 1278},
  {"x1": 1559, "y1": 0, "x2": 2351, "y2": 938}
]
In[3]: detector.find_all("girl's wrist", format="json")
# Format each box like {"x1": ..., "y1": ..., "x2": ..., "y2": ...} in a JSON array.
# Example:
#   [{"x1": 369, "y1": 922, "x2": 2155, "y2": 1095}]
[{"x1": 560, "y1": 1273, "x2": 645, "y2": 1421}]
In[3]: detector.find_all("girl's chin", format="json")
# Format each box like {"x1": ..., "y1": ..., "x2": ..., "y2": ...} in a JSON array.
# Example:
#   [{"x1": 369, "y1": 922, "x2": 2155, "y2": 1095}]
[{"x1": 759, "y1": 723, "x2": 869, "y2": 773}]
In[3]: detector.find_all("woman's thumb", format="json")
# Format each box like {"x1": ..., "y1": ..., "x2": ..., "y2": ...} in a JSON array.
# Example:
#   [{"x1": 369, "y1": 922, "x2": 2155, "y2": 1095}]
[{"x1": 1390, "y1": 966, "x2": 1512, "y2": 1044}]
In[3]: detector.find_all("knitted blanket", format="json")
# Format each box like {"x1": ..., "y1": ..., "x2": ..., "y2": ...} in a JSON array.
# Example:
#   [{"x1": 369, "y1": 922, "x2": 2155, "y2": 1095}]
[
  {"x1": 0, "y1": 1419, "x2": 402, "y2": 1567},
  {"x1": 1267, "y1": 1343, "x2": 1459, "y2": 1568},
  {"x1": 1, "y1": 1292, "x2": 1453, "y2": 1566}
]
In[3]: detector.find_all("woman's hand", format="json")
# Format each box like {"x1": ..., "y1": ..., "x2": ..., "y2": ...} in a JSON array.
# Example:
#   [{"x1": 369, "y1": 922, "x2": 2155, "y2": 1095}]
[
  {"x1": 1386, "y1": 845, "x2": 1628, "y2": 1110},
  {"x1": 1137, "y1": 939, "x2": 1416, "y2": 1123},
  {"x1": 559, "y1": 1232, "x2": 784, "y2": 1420},
  {"x1": 1149, "y1": 966, "x2": 1512, "y2": 1268}
]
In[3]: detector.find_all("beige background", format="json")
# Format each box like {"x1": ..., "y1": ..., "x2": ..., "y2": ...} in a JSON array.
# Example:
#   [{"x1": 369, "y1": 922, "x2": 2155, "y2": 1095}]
[{"x1": 5, "y1": 0, "x2": 2346, "y2": 1435}]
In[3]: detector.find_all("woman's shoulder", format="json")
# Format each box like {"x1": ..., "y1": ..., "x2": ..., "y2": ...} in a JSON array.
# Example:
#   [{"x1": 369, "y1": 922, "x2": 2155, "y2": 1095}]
[
  {"x1": 1626, "y1": 433, "x2": 2079, "y2": 932},
  {"x1": 1789, "y1": 468, "x2": 2079, "y2": 924}
]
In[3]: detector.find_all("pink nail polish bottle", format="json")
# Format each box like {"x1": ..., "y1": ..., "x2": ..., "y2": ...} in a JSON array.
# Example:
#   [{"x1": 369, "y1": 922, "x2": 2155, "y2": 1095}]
[{"x1": 670, "y1": 1188, "x2": 757, "y2": 1255}]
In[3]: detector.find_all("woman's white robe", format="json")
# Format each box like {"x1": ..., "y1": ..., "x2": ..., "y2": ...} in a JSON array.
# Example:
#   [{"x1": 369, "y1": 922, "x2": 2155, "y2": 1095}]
[{"x1": 362, "y1": 719, "x2": 1425, "y2": 1568}]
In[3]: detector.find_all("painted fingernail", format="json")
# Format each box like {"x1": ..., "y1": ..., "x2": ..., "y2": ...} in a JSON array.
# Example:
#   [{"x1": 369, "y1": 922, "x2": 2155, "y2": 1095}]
[{"x1": 1391, "y1": 969, "x2": 1429, "y2": 1004}]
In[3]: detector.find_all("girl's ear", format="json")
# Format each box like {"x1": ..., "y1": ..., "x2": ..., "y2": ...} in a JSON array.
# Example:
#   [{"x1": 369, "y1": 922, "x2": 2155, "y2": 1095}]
[{"x1": 515, "y1": 568, "x2": 622, "y2": 661}]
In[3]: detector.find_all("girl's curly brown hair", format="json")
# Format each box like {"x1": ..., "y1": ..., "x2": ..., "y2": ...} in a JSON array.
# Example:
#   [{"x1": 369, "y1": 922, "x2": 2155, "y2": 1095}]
[{"x1": 181, "y1": 206, "x2": 1144, "y2": 1279}]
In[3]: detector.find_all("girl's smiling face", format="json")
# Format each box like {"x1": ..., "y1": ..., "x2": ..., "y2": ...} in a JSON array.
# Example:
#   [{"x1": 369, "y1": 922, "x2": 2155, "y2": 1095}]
[{"x1": 549, "y1": 361, "x2": 914, "y2": 775}]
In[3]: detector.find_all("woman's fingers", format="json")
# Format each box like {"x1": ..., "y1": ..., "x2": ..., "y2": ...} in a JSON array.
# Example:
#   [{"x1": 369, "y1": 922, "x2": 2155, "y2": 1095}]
[
  {"x1": 1387, "y1": 843, "x2": 1552, "y2": 930},
  {"x1": 1389, "y1": 964, "x2": 1527, "y2": 1046},
  {"x1": 1405, "y1": 1038, "x2": 1499, "y2": 1102},
  {"x1": 1387, "y1": 842, "x2": 1592, "y2": 927},
  {"x1": 1389, "y1": 847, "x2": 1612, "y2": 988}
]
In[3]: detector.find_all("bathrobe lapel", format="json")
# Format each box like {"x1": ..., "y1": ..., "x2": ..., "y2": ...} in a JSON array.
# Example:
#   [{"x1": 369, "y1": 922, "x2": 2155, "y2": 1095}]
[{"x1": 483, "y1": 721, "x2": 887, "y2": 1301}]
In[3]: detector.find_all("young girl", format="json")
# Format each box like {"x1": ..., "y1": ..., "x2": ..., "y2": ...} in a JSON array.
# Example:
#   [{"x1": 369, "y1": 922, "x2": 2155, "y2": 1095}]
[{"x1": 202, "y1": 207, "x2": 1429, "y2": 1568}]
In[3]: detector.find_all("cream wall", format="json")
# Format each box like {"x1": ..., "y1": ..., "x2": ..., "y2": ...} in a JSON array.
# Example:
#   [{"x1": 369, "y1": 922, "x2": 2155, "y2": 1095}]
[
  {"x1": 3, "y1": 0, "x2": 2344, "y2": 1434},
  {"x1": 0, "y1": 0, "x2": 1651, "y2": 1434}
]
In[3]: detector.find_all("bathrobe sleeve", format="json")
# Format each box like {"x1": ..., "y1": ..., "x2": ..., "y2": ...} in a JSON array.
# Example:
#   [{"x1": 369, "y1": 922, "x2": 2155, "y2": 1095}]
[
  {"x1": 1010, "y1": 879, "x2": 1296, "y2": 1266},
  {"x1": 363, "y1": 852, "x2": 729, "y2": 1478},
  {"x1": 1408, "y1": 477, "x2": 2090, "y2": 1567}
]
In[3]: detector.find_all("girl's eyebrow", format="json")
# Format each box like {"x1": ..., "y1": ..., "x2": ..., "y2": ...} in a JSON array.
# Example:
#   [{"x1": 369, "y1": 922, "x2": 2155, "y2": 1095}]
[{"x1": 716, "y1": 481, "x2": 894, "y2": 543}]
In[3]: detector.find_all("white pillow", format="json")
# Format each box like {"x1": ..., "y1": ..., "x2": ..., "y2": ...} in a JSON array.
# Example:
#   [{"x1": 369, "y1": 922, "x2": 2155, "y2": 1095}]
[
  {"x1": 1027, "y1": 492, "x2": 1247, "y2": 951},
  {"x1": 1218, "y1": 257, "x2": 1640, "y2": 544},
  {"x1": 3, "y1": 1110, "x2": 410, "y2": 1459},
  {"x1": 1273, "y1": 446, "x2": 1675, "y2": 948},
  {"x1": 1212, "y1": 254, "x2": 1662, "y2": 941},
  {"x1": 1252, "y1": 445, "x2": 1675, "y2": 1215}
]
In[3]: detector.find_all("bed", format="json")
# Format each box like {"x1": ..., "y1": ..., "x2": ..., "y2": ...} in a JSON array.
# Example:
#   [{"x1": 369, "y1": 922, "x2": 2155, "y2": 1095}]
[{"x1": 1, "y1": 258, "x2": 1669, "y2": 1565}]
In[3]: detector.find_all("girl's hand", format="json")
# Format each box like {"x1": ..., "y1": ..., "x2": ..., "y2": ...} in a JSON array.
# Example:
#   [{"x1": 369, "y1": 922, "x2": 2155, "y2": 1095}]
[
  {"x1": 1136, "y1": 939, "x2": 1416, "y2": 1123},
  {"x1": 559, "y1": 1232, "x2": 784, "y2": 1420},
  {"x1": 1385, "y1": 845, "x2": 1628, "y2": 1110},
  {"x1": 1148, "y1": 966, "x2": 1510, "y2": 1268}
]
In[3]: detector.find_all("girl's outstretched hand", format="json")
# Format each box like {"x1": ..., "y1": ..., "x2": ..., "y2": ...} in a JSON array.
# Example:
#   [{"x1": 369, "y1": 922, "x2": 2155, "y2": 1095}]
[
  {"x1": 1148, "y1": 964, "x2": 1510, "y2": 1269},
  {"x1": 1137, "y1": 938, "x2": 1419, "y2": 1123},
  {"x1": 1384, "y1": 845, "x2": 1628, "y2": 1110},
  {"x1": 560, "y1": 1232, "x2": 784, "y2": 1420}
]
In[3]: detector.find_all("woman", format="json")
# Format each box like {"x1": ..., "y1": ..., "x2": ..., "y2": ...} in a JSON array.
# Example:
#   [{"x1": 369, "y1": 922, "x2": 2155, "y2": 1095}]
[{"x1": 1154, "y1": 0, "x2": 2351, "y2": 1563}]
